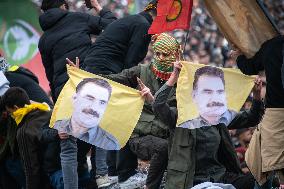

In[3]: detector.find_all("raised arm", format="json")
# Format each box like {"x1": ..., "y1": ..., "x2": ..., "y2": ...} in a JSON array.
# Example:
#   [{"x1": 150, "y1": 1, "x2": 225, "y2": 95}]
[
  {"x1": 228, "y1": 77, "x2": 264, "y2": 130},
  {"x1": 152, "y1": 61, "x2": 181, "y2": 130},
  {"x1": 87, "y1": 0, "x2": 116, "y2": 34},
  {"x1": 124, "y1": 23, "x2": 151, "y2": 69},
  {"x1": 230, "y1": 45, "x2": 265, "y2": 75}
]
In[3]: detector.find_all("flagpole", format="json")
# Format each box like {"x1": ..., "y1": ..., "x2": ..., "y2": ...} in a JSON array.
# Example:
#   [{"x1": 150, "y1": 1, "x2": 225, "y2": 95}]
[{"x1": 183, "y1": 29, "x2": 190, "y2": 58}]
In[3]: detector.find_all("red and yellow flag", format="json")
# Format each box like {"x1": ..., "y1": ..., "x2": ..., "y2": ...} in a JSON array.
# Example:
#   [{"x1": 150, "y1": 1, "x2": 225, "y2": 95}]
[{"x1": 148, "y1": 0, "x2": 193, "y2": 34}]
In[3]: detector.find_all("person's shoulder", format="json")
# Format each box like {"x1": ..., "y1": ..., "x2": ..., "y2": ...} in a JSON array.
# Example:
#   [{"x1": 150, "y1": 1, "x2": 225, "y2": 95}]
[
  {"x1": 66, "y1": 11, "x2": 89, "y2": 21},
  {"x1": 179, "y1": 118, "x2": 200, "y2": 129},
  {"x1": 228, "y1": 109, "x2": 238, "y2": 116},
  {"x1": 261, "y1": 35, "x2": 284, "y2": 48},
  {"x1": 29, "y1": 109, "x2": 52, "y2": 119},
  {"x1": 93, "y1": 127, "x2": 120, "y2": 150},
  {"x1": 125, "y1": 13, "x2": 150, "y2": 25}
]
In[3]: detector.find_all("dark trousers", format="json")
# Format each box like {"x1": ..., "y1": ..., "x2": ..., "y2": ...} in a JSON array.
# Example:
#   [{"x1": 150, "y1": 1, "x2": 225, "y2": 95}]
[
  {"x1": 0, "y1": 161, "x2": 22, "y2": 189},
  {"x1": 107, "y1": 150, "x2": 118, "y2": 176},
  {"x1": 116, "y1": 142, "x2": 138, "y2": 182},
  {"x1": 222, "y1": 172, "x2": 255, "y2": 189},
  {"x1": 129, "y1": 135, "x2": 168, "y2": 189}
]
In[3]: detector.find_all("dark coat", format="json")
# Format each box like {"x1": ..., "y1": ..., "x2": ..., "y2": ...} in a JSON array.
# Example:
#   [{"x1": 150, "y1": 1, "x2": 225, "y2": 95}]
[
  {"x1": 5, "y1": 67, "x2": 53, "y2": 107},
  {"x1": 152, "y1": 84, "x2": 264, "y2": 189},
  {"x1": 84, "y1": 12, "x2": 153, "y2": 75},
  {"x1": 38, "y1": 8, "x2": 116, "y2": 102},
  {"x1": 237, "y1": 35, "x2": 284, "y2": 108},
  {"x1": 16, "y1": 110, "x2": 60, "y2": 189}
]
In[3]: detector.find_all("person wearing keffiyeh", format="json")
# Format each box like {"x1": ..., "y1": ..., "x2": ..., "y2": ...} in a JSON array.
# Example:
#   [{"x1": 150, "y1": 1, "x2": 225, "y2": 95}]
[
  {"x1": 67, "y1": 32, "x2": 181, "y2": 189},
  {"x1": 96, "y1": 32, "x2": 180, "y2": 189}
]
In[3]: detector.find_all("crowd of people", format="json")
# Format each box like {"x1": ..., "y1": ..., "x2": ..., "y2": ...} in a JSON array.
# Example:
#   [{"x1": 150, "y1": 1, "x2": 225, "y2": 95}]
[{"x1": 0, "y1": 0, "x2": 284, "y2": 189}]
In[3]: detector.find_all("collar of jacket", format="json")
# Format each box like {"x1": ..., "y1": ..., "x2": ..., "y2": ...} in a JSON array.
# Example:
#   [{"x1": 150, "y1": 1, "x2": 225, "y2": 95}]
[
  {"x1": 12, "y1": 103, "x2": 50, "y2": 125},
  {"x1": 139, "y1": 11, "x2": 153, "y2": 24}
]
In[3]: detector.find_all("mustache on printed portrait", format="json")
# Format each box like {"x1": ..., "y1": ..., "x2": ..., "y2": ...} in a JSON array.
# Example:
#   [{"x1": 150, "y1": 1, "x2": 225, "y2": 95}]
[
  {"x1": 206, "y1": 101, "x2": 224, "y2": 107},
  {"x1": 82, "y1": 109, "x2": 99, "y2": 118}
]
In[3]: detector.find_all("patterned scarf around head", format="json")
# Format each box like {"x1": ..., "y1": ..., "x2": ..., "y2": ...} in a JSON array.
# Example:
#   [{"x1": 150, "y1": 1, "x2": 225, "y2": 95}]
[
  {"x1": 144, "y1": 0, "x2": 158, "y2": 11},
  {"x1": 151, "y1": 33, "x2": 180, "y2": 81},
  {"x1": 0, "y1": 57, "x2": 10, "y2": 72}
]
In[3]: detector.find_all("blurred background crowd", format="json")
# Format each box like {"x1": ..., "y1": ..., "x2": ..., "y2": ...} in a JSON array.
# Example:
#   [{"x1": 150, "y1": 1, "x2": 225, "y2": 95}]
[{"x1": 31, "y1": 0, "x2": 284, "y2": 68}]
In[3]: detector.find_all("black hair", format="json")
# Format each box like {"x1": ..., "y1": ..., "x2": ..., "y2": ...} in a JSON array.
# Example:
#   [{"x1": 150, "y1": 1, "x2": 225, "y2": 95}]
[
  {"x1": 41, "y1": 0, "x2": 68, "y2": 12},
  {"x1": 76, "y1": 78, "x2": 112, "y2": 100},
  {"x1": 1, "y1": 87, "x2": 30, "y2": 109},
  {"x1": 193, "y1": 66, "x2": 225, "y2": 91}
]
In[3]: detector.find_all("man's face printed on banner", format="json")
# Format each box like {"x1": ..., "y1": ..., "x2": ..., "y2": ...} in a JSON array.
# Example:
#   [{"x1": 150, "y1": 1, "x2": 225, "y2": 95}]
[
  {"x1": 192, "y1": 75, "x2": 228, "y2": 124},
  {"x1": 72, "y1": 81, "x2": 110, "y2": 129}
]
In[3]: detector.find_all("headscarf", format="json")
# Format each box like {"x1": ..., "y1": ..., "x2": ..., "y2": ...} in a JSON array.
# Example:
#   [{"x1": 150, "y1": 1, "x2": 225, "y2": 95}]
[
  {"x1": 12, "y1": 103, "x2": 50, "y2": 125},
  {"x1": 151, "y1": 33, "x2": 181, "y2": 81},
  {"x1": 144, "y1": 0, "x2": 158, "y2": 12},
  {"x1": 0, "y1": 56, "x2": 10, "y2": 72}
]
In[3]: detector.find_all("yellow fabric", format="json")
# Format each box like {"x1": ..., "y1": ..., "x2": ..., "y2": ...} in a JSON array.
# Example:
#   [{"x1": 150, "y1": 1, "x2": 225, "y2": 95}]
[
  {"x1": 176, "y1": 61, "x2": 256, "y2": 125},
  {"x1": 8, "y1": 65, "x2": 19, "y2": 72},
  {"x1": 50, "y1": 66, "x2": 144, "y2": 149},
  {"x1": 12, "y1": 103, "x2": 50, "y2": 125}
]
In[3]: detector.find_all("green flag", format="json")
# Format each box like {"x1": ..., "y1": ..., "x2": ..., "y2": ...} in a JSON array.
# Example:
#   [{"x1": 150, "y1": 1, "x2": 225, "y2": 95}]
[{"x1": 0, "y1": 0, "x2": 49, "y2": 91}]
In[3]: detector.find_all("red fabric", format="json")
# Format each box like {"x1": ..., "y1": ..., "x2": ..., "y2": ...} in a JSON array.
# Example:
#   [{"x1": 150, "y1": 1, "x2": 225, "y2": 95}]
[{"x1": 148, "y1": 0, "x2": 193, "y2": 34}]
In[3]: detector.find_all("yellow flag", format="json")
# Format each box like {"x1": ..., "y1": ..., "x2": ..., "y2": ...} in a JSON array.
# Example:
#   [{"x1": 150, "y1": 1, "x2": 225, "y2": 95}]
[
  {"x1": 177, "y1": 62, "x2": 256, "y2": 127},
  {"x1": 50, "y1": 66, "x2": 144, "y2": 150}
]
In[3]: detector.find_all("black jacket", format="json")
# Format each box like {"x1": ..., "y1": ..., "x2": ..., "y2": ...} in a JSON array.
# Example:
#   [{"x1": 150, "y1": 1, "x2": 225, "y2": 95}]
[
  {"x1": 84, "y1": 12, "x2": 153, "y2": 74},
  {"x1": 0, "y1": 67, "x2": 53, "y2": 163},
  {"x1": 17, "y1": 110, "x2": 60, "y2": 189},
  {"x1": 5, "y1": 67, "x2": 53, "y2": 107},
  {"x1": 237, "y1": 35, "x2": 284, "y2": 108},
  {"x1": 38, "y1": 8, "x2": 116, "y2": 102}
]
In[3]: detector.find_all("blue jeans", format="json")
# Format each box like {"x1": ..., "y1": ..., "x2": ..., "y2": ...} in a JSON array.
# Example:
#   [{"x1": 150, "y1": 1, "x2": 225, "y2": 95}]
[
  {"x1": 5, "y1": 158, "x2": 26, "y2": 188},
  {"x1": 60, "y1": 136, "x2": 78, "y2": 189},
  {"x1": 91, "y1": 147, "x2": 108, "y2": 177},
  {"x1": 49, "y1": 169, "x2": 91, "y2": 189},
  {"x1": 49, "y1": 170, "x2": 64, "y2": 189}
]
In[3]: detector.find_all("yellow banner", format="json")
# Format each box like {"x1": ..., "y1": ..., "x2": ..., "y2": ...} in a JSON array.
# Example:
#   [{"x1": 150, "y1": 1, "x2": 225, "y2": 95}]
[
  {"x1": 177, "y1": 62, "x2": 256, "y2": 127},
  {"x1": 50, "y1": 66, "x2": 144, "y2": 150}
]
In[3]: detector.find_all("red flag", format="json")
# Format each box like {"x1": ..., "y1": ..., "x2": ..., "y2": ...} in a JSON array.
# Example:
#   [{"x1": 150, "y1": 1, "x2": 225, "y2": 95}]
[{"x1": 148, "y1": 0, "x2": 193, "y2": 34}]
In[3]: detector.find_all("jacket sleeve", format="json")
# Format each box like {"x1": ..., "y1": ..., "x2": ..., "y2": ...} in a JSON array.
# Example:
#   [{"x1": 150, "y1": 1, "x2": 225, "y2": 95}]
[
  {"x1": 87, "y1": 8, "x2": 117, "y2": 34},
  {"x1": 236, "y1": 46, "x2": 265, "y2": 75},
  {"x1": 38, "y1": 40, "x2": 54, "y2": 92},
  {"x1": 153, "y1": 84, "x2": 177, "y2": 131},
  {"x1": 227, "y1": 100, "x2": 264, "y2": 130},
  {"x1": 16, "y1": 126, "x2": 41, "y2": 189},
  {"x1": 41, "y1": 127, "x2": 59, "y2": 143},
  {"x1": 124, "y1": 23, "x2": 151, "y2": 69},
  {"x1": 103, "y1": 65, "x2": 141, "y2": 88}
]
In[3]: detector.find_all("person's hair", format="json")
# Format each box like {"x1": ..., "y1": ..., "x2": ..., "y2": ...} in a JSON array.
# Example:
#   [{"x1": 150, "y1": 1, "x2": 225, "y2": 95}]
[
  {"x1": 1, "y1": 87, "x2": 30, "y2": 108},
  {"x1": 193, "y1": 66, "x2": 225, "y2": 91},
  {"x1": 41, "y1": 0, "x2": 68, "y2": 12},
  {"x1": 144, "y1": 0, "x2": 158, "y2": 16},
  {"x1": 76, "y1": 78, "x2": 112, "y2": 100}
]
